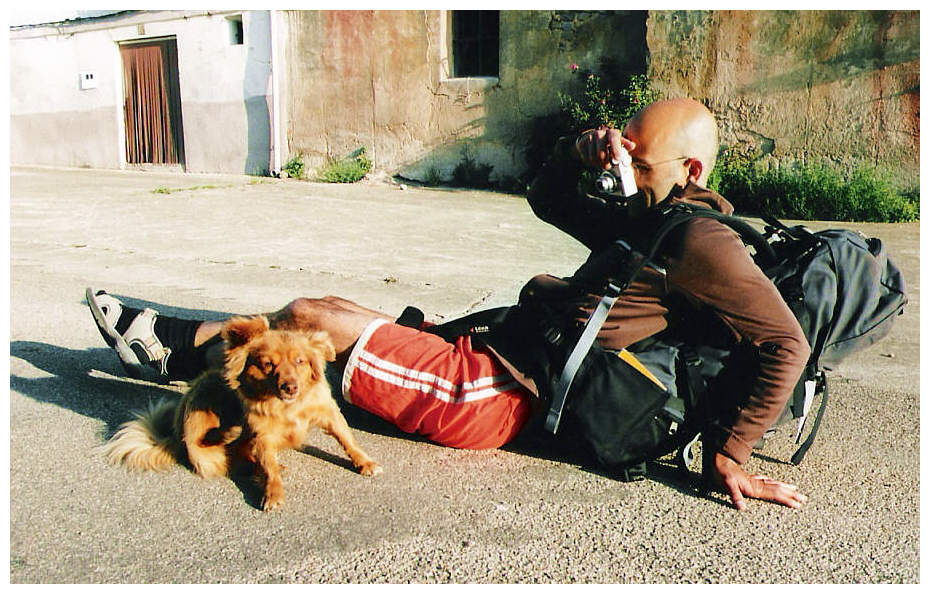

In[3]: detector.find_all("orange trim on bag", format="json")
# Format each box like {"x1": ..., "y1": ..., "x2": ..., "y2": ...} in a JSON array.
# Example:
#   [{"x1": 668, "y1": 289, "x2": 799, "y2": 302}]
[{"x1": 617, "y1": 349, "x2": 667, "y2": 390}]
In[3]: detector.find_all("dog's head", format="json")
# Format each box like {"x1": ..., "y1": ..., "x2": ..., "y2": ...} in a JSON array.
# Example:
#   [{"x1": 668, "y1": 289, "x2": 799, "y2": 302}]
[{"x1": 221, "y1": 315, "x2": 336, "y2": 403}]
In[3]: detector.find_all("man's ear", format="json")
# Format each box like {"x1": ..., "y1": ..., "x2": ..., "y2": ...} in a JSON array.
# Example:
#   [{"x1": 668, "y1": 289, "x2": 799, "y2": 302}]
[{"x1": 685, "y1": 158, "x2": 704, "y2": 185}]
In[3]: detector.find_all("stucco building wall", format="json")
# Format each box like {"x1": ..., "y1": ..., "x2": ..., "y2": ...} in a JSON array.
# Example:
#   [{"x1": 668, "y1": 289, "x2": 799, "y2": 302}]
[
  {"x1": 10, "y1": 10, "x2": 919, "y2": 185},
  {"x1": 647, "y1": 10, "x2": 919, "y2": 183},
  {"x1": 283, "y1": 9, "x2": 918, "y2": 186},
  {"x1": 10, "y1": 26, "x2": 124, "y2": 169},
  {"x1": 283, "y1": 10, "x2": 647, "y2": 183},
  {"x1": 9, "y1": 10, "x2": 275, "y2": 174}
]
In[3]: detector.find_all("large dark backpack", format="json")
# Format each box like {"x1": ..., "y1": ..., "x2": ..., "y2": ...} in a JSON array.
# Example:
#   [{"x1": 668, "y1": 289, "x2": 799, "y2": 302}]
[{"x1": 424, "y1": 205, "x2": 907, "y2": 481}]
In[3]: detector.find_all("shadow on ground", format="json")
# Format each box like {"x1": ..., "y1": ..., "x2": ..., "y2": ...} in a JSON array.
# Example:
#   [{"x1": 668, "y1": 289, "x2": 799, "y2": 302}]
[{"x1": 9, "y1": 294, "x2": 725, "y2": 510}]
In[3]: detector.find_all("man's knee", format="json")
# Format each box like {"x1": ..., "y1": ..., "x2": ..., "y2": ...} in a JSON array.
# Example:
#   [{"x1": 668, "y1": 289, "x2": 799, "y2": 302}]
[
  {"x1": 272, "y1": 296, "x2": 356, "y2": 330},
  {"x1": 319, "y1": 295, "x2": 360, "y2": 309},
  {"x1": 273, "y1": 297, "x2": 326, "y2": 329},
  {"x1": 268, "y1": 295, "x2": 384, "y2": 355}
]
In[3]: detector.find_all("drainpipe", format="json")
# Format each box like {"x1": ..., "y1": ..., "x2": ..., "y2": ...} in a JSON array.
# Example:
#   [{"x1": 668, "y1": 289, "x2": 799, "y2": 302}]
[{"x1": 269, "y1": 9, "x2": 283, "y2": 176}]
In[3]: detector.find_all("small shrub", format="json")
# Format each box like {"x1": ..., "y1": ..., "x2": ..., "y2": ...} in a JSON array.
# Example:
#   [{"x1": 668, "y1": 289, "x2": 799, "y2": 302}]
[
  {"x1": 496, "y1": 174, "x2": 526, "y2": 194},
  {"x1": 708, "y1": 147, "x2": 919, "y2": 222},
  {"x1": 282, "y1": 154, "x2": 305, "y2": 179},
  {"x1": 424, "y1": 165, "x2": 443, "y2": 187},
  {"x1": 319, "y1": 147, "x2": 372, "y2": 183},
  {"x1": 706, "y1": 144, "x2": 758, "y2": 206},
  {"x1": 526, "y1": 62, "x2": 660, "y2": 173},
  {"x1": 558, "y1": 63, "x2": 661, "y2": 131},
  {"x1": 451, "y1": 146, "x2": 493, "y2": 189}
]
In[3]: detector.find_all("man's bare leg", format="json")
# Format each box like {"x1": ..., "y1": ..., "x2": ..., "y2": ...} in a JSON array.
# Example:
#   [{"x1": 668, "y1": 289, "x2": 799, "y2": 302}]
[{"x1": 198, "y1": 296, "x2": 395, "y2": 368}]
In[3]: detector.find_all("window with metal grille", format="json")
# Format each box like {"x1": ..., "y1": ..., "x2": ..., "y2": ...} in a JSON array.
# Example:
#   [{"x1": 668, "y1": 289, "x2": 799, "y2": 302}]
[{"x1": 451, "y1": 11, "x2": 499, "y2": 78}]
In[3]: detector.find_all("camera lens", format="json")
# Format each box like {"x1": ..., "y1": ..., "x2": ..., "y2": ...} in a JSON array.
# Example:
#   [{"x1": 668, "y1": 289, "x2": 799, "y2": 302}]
[{"x1": 595, "y1": 172, "x2": 616, "y2": 194}]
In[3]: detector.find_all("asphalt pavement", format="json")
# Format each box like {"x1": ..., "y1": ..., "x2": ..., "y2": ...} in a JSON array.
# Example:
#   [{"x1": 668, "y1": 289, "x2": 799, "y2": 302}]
[{"x1": 7, "y1": 165, "x2": 921, "y2": 583}]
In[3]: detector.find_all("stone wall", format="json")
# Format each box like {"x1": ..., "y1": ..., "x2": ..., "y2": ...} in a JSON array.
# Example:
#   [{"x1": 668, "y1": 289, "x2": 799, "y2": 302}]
[
  {"x1": 647, "y1": 10, "x2": 920, "y2": 185},
  {"x1": 285, "y1": 10, "x2": 918, "y2": 187},
  {"x1": 283, "y1": 10, "x2": 647, "y2": 184}
]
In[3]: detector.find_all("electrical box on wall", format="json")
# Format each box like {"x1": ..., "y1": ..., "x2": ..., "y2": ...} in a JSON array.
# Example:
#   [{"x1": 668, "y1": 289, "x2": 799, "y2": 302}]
[{"x1": 79, "y1": 71, "x2": 98, "y2": 90}]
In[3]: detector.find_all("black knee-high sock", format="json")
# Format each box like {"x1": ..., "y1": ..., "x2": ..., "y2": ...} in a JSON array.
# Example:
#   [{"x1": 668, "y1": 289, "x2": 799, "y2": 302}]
[
  {"x1": 165, "y1": 334, "x2": 224, "y2": 381},
  {"x1": 153, "y1": 316, "x2": 219, "y2": 380},
  {"x1": 152, "y1": 316, "x2": 201, "y2": 355},
  {"x1": 115, "y1": 305, "x2": 219, "y2": 381}
]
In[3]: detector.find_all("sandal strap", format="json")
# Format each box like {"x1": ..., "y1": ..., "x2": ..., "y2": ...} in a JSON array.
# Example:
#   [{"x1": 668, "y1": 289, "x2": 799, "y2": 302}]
[
  {"x1": 124, "y1": 308, "x2": 171, "y2": 365},
  {"x1": 94, "y1": 292, "x2": 123, "y2": 327}
]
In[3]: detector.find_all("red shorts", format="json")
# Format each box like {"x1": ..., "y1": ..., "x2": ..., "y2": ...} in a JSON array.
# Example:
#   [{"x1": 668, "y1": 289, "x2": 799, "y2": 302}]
[{"x1": 342, "y1": 319, "x2": 534, "y2": 450}]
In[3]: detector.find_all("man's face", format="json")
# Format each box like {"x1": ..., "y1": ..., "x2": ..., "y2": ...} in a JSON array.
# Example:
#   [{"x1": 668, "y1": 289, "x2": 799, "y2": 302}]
[{"x1": 623, "y1": 125, "x2": 691, "y2": 216}]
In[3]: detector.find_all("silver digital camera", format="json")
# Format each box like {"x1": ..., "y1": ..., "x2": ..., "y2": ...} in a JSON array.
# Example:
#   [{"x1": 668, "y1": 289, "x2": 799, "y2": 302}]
[{"x1": 594, "y1": 146, "x2": 637, "y2": 199}]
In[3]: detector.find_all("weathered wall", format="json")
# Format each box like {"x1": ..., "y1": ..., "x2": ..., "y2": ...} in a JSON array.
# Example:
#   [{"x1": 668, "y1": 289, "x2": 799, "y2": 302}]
[
  {"x1": 9, "y1": 27, "x2": 124, "y2": 169},
  {"x1": 284, "y1": 10, "x2": 648, "y2": 183},
  {"x1": 647, "y1": 10, "x2": 920, "y2": 184},
  {"x1": 13, "y1": 10, "x2": 916, "y2": 183},
  {"x1": 9, "y1": 10, "x2": 274, "y2": 174}
]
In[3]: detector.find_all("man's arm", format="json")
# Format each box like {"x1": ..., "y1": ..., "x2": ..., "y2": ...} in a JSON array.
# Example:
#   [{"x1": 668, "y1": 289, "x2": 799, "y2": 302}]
[
  {"x1": 669, "y1": 217, "x2": 812, "y2": 510},
  {"x1": 526, "y1": 134, "x2": 633, "y2": 251}
]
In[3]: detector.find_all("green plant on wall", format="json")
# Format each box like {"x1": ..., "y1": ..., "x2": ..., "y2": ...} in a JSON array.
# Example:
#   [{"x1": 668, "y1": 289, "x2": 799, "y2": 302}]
[
  {"x1": 282, "y1": 154, "x2": 305, "y2": 179},
  {"x1": 558, "y1": 61, "x2": 661, "y2": 131},
  {"x1": 526, "y1": 61, "x2": 661, "y2": 175},
  {"x1": 708, "y1": 145, "x2": 919, "y2": 223},
  {"x1": 319, "y1": 147, "x2": 372, "y2": 183},
  {"x1": 451, "y1": 145, "x2": 494, "y2": 189},
  {"x1": 424, "y1": 165, "x2": 443, "y2": 187}
]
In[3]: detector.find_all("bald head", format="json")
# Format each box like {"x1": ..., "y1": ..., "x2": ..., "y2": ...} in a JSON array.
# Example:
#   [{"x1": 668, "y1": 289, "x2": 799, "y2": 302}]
[{"x1": 624, "y1": 98, "x2": 719, "y2": 183}]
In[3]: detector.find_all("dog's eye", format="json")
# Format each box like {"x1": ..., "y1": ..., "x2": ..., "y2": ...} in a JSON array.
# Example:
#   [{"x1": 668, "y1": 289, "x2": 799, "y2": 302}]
[{"x1": 259, "y1": 359, "x2": 274, "y2": 373}]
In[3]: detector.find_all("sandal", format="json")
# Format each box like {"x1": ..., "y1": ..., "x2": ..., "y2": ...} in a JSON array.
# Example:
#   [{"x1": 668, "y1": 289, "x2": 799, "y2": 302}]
[{"x1": 85, "y1": 287, "x2": 171, "y2": 381}]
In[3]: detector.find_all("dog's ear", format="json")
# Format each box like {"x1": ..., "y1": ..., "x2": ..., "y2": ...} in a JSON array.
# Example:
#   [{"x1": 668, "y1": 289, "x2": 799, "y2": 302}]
[
  {"x1": 305, "y1": 331, "x2": 336, "y2": 380},
  {"x1": 222, "y1": 316, "x2": 269, "y2": 389},
  {"x1": 222, "y1": 315, "x2": 270, "y2": 349},
  {"x1": 309, "y1": 330, "x2": 337, "y2": 362}
]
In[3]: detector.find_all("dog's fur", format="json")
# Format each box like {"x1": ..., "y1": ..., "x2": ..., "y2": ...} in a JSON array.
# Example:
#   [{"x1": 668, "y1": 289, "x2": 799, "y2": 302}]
[{"x1": 103, "y1": 315, "x2": 381, "y2": 511}]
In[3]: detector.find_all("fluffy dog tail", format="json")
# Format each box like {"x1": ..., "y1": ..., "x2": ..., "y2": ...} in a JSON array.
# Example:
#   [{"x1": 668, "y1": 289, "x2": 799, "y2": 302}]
[{"x1": 103, "y1": 398, "x2": 179, "y2": 472}]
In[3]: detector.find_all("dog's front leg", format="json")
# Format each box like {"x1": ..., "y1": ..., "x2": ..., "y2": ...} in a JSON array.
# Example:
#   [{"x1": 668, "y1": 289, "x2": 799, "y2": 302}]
[
  {"x1": 324, "y1": 407, "x2": 382, "y2": 477},
  {"x1": 252, "y1": 438, "x2": 285, "y2": 511}
]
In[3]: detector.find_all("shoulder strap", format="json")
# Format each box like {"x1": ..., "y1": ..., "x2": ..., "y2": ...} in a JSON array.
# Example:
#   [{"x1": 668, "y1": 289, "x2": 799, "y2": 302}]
[
  {"x1": 545, "y1": 206, "x2": 726, "y2": 433},
  {"x1": 658, "y1": 204, "x2": 779, "y2": 270},
  {"x1": 545, "y1": 272, "x2": 627, "y2": 432}
]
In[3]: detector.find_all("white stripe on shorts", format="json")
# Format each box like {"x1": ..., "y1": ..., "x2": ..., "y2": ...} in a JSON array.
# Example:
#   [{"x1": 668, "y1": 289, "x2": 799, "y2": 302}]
[{"x1": 343, "y1": 318, "x2": 521, "y2": 405}]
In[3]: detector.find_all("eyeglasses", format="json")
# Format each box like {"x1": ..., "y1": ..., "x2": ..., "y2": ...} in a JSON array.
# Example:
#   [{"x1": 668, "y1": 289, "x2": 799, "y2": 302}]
[{"x1": 630, "y1": 156, "x2": 689, "y2": 174}]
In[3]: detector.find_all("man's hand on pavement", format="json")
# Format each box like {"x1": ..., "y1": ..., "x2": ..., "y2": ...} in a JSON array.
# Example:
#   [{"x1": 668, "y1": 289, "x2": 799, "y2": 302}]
[{"x1": 711, "y1": 451, "x2": 808, "y2": 511}]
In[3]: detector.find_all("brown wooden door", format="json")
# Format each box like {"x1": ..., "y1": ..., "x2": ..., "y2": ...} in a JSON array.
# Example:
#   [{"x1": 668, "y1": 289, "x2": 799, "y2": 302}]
[{"x1": 120, "y1": 39, "x2": 184, "y2": 166}]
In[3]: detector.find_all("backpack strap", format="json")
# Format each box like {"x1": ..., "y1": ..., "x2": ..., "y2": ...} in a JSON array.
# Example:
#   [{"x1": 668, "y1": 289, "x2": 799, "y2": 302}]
[
  {"x1": 790, "y1": 372, "x2": 828, "y2": 465},
  {"x1": 660, "y1": 204, "x2": 779, "y2": 270},
  {"x1": 544, "y1": 207, "x2": 717, "y2": 434},
  {"x1": 545, "y1": 270, "x2": 627, "y2": 433}
]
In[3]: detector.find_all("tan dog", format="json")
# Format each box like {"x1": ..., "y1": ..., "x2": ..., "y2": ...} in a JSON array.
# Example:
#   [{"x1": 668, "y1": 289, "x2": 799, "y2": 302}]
[{"x1": 103, "y1": 315, "x2": 382, "y2": 511}]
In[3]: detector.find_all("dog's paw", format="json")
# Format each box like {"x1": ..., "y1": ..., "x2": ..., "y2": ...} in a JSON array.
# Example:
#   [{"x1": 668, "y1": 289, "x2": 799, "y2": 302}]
[
  {"x1": 262, "y1": 487, "x2": 285, "y2": 512},
  {"x1": 357, "y1": 460, "x2": 383, "y2": 477},
  {"x1": 262, "y1": 494, "x2": 284, "y2": 511}
]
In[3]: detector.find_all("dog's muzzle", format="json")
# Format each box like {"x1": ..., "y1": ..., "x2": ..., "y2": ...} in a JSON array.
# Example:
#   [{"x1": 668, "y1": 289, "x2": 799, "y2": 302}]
[{"x1": 278, "y1": 381, "x2": 299, "y2": 401}]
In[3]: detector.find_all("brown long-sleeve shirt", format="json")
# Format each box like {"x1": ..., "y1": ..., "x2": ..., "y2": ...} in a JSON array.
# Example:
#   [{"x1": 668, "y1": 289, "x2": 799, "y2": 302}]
[{"x1": 525, "y1": 152, "x2": 810, "y2": 464}]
